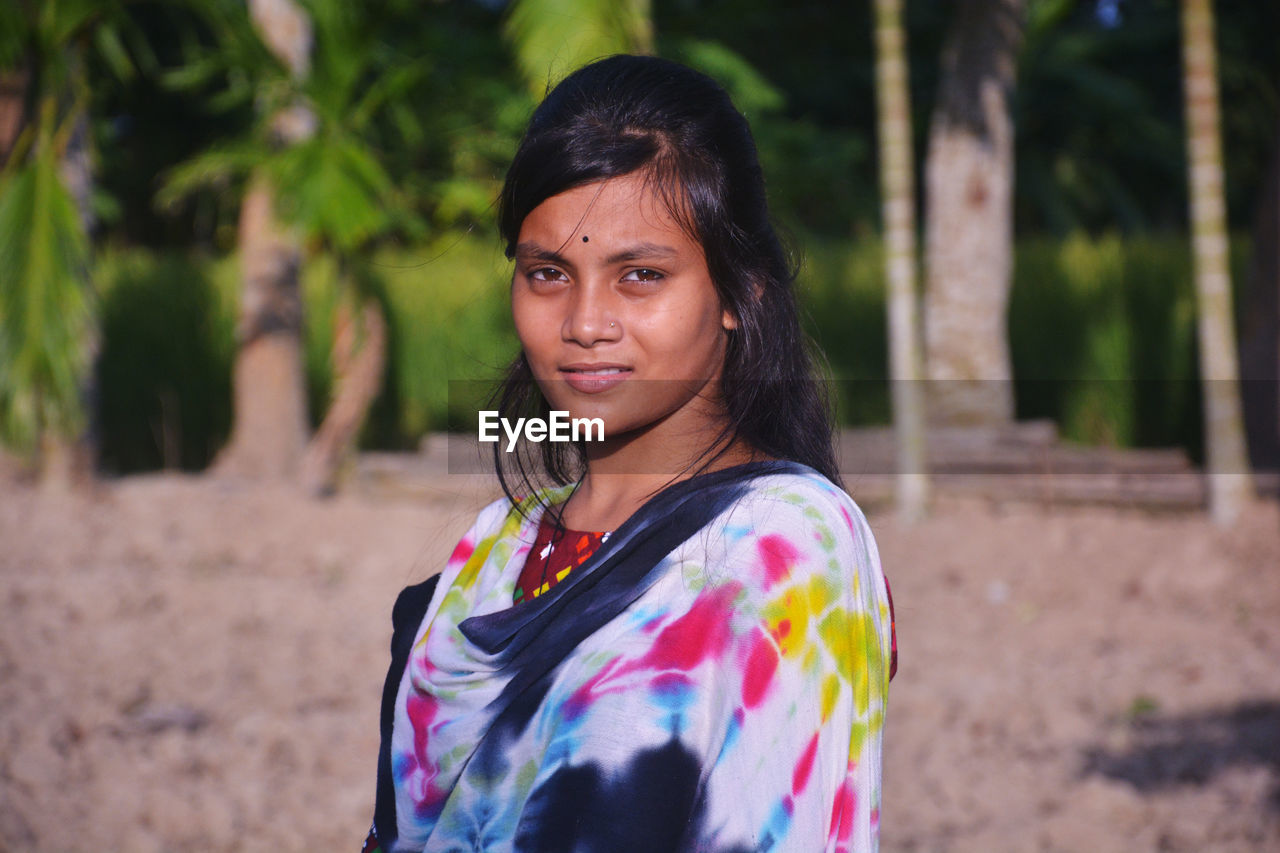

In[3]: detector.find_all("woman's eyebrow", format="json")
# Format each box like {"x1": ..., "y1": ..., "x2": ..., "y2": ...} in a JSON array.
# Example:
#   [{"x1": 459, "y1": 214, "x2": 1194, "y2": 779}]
[
  {"x1": 604, "y1": 242, "x2": 678, "y2": 264},
  {"x1": 513, "y1": 242, "x2": 569, "y2": 264},
  {"x1": 514, "y1": 241, "x2": 679, "y2": 265}
]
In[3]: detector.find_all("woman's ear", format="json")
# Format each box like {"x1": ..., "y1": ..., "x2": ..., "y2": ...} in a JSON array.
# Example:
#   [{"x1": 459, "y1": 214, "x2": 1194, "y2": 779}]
[{"x1": 722, "y1": 279, "x2": 764, "y2": 330}]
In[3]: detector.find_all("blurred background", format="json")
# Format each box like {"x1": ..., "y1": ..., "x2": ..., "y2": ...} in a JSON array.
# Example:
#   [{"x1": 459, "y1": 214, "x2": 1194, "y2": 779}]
[{"x1": 1, "y1": 0, "x2": 1278, "y2": 850}]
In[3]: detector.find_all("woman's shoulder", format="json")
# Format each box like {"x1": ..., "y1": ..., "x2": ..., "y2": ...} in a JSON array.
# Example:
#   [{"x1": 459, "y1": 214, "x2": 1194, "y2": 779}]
[
  {"x1": 438, "y1": 495, "x2": 530, "y2": 570},
  {"x1": 732, "y1": 464, "x2": 874, "y2": 546},
  {"x1": 684, "y1": 463, "x2": 883, "y2": 596},
  {"x1": 690, "y1": 463, "x2": 889, "y2": 647}
]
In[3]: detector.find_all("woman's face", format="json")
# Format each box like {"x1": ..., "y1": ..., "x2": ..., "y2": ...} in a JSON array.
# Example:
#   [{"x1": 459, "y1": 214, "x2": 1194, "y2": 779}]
[{"x1": 511, "y1": 171, "x2": 737, "y2": 451}]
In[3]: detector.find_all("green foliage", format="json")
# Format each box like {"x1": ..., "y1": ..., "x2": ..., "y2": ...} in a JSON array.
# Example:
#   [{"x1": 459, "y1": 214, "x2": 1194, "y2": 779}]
[
  {"x1": 33, "y1": 0, "x2": 1276, "y2": 475},
  {"x1": 0, "y1": 2, "x2": 23, "y2": 68},
  {"x1": 1015, "y1": 1, "x2": 1278, "y2": 234},
  {"x1": 656, "y1": 32, "x2": 872, "y2": 236},
  {"x1": 95, "y1": 247, "x2": 235, "y2": 471},
  {"x1": 91, "y1": 233, "x2": 1248, "y2": 472},
  {"x1": 158, "y1": 0, "x2": 428, "y2": 256},
  {"x1": 804, "y1": 231, "x2": 1250, "y2": 457},
  {"x1": 303, "y1": 236, "x2": 519, "y2": 441},
  {"x1": 656, "y1": 0, "x2": 885, "y2": 235},
  {"x1": 665, "y1": 38, "x2": 785, "y2": 118},
  {"x1": 1010, "y1": 232, "x2": 1251, "y2": 457},
  {"x1": 657, "y1": 36, "x2": 872, "y2": 235},
  {"x1": 1016, "y1": 2, "x2": 1185, "y2": 233},
  {"x1": 793, "y1": 237, "x2": 890, "y2": 427},
  {"x1": 1009, "y1": 234, "x2": 1188, "y2": 447},
  {"x1": 273, "y1": 133, "x2": 397, "y2": 254},
  {"x1": 0, "y1": 152, "x2": 94, "y2": 451},
  {"x1": 0, "y1": 0, "x2": 157, "y2": 459},
  {"x1": 755, "y1": 120, "x2": 872, "y2": 238},
  {"x1": 0, "y1": 0, "x2": 156, "y2": 83},
  {"x1": 504, "y1": 0, "x2": 652, "y2": 96},
  {"x1": 92, "y1": 233, "x2": 518, "y2": 470}
]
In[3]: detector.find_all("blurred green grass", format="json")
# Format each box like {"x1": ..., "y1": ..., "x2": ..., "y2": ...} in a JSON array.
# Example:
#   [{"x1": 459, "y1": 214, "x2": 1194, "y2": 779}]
[{"x1": 94, "y1": 232, "x2": 1251, "y2": 473}]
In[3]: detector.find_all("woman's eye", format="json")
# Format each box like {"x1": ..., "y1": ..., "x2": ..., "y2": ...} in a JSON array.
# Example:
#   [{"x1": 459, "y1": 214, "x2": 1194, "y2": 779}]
[
  {"x1": 528, "y1": 267, "x2": 566, "y2": 282},
  {"x1": 622, "y1": 268, "x2": 664, "y2": 282}
]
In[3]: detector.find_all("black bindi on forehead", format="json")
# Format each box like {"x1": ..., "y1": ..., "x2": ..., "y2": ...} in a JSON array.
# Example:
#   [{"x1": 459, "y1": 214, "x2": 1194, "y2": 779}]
[{"x1": 582, "y1": 235, "x2": 589, "y2": 242}]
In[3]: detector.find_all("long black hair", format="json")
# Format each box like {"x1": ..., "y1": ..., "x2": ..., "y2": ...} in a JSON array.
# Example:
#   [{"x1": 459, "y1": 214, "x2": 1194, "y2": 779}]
[{"x1": 493, "y1": 54, "x2": 840, "y2": 509}]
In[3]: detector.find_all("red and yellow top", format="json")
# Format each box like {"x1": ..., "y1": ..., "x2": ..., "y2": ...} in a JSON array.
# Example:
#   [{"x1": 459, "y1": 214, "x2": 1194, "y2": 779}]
[{"x1": 514, "y1": 516, "x2": 609, "y2": 604}]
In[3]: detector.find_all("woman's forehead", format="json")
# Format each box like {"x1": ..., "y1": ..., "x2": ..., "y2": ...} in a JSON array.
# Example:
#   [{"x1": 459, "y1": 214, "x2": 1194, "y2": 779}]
[{"x1": 518, "y1": 173, "x2": 697, "y2": 252}]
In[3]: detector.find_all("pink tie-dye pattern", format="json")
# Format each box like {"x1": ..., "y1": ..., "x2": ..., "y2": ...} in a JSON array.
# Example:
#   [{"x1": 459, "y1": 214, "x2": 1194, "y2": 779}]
[
  {"x1": 757, "y1": 534, "x2": 800, "y2": 588},
  {"x1": 446, "y1": 536, "x2": 475, "y2": 567},
  {"x1": 792, "y1": 733, "x2": 821, "y2": 795},
  {"x1": 563, "y1": 584, "x2": 740, "y2": 719},
  {"x1": 404, "y1": 693, "x2": 448, "y2": 817},
  {"x1": 741, "y1": 625, "x2": 780, "y2": 709},
  {"x1": 386, "y1": 472, "x2": 890, "y2": 852},
  {"x1": 829, "y1": 777, "x2": 857, "y2": 846}
]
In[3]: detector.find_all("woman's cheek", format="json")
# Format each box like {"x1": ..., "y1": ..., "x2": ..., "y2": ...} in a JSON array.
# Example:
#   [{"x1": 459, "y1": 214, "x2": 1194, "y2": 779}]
[{"x1": 513, "y1": 309, "x2": 551, "y2": 371}]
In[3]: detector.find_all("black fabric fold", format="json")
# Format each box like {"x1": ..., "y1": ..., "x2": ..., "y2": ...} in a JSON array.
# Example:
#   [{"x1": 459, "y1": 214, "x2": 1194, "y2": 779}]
[{"x1": 373, "y1": 573, "x2": 441, "y2": 851}]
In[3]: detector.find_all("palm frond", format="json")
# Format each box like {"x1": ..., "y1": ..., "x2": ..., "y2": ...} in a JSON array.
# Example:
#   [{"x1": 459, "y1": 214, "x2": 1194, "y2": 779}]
[
  {"x1": 666, "y1": 38, "x2": 785, "y2": 117},
  {"x1": 0, "y1": 152, "x2": 93, "y2": 452},
  {"x1": 159, "y1": 0, "x2": 288, "y2": 98},
  {"x1": 348, "y1": 57, "x2": 431, "y2": 135},
  {"x1": 154, "y1": 139, "x2": 265, "y2": 212},
  {"x1": 503, "y1": 0, "x2": 651, "y2": 96},
  {"x1": 42, "y1": 0, "x2": 105, "y2": 51},
  {"x1": 0, "y1": 1, "x2": 25, "y2": 68},
  {"x1": 93, "y1": 21, "x2": 136, "y2": 81},
  {"x1": 271, "y1": 132, "x2": 400, "y2": 253}
]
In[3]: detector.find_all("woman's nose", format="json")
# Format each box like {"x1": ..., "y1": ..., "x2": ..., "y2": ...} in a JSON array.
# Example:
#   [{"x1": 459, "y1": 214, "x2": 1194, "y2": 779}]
[{"x1": 562, "y1": 283, "x2": 621, "y2": 346}]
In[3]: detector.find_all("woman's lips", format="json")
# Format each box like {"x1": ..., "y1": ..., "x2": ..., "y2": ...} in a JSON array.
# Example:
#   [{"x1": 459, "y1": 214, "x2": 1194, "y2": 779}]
[{"x1": 558, "y1": 365, "x2": 633, "y2": 394}]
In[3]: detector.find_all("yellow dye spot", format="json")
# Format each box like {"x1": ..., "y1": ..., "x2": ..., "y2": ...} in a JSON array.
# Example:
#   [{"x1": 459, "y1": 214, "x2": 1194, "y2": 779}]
[
  {"x1": 806, "y1": 574, "x2": 837, "y2": 612},
  {"x1": 820, "y1": 673, "x2": 840, "y2": 722},
  {"x1": 818, "y1": 607, "x2": 882, "y2": 716},
  {"x1": 763, "y1": 586, "x2": 812, "y2": 659},
  {"x1": 847, "y1": 719, "x2": 869, "y2": 761}
]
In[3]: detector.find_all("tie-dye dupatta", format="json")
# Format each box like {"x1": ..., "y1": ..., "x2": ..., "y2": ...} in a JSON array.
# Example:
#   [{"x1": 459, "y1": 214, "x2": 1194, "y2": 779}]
[{"x1": 385, "y1": 460, "x2": 892, "y2": 852}]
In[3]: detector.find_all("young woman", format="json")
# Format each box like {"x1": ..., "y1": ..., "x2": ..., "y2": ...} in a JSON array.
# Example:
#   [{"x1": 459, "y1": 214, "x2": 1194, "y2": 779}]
[{"x1": 365, "y1": 55, "x2": 895, "y2": 853}]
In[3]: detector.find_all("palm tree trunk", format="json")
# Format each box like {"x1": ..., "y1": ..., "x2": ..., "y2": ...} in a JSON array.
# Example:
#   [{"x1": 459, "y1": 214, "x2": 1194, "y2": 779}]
[
  {"x1": 873, "y1": 0, "x2": 928, "y2": 522},
  {"x1": 300, "y1": 294, "x2": 386, "y2": 495},
  {"x1": 213, "y1": 0, "x2": 313, "y2": 479},
  {"x1": 1180, "y1": 0, "x2": 1254, "y2": 522},
  {"x1": 923, "y1": 0, "x2": 1023, "y2": 426},
  {"x1": 213, "y1": 173, "x2": 310, "y2": 478}
]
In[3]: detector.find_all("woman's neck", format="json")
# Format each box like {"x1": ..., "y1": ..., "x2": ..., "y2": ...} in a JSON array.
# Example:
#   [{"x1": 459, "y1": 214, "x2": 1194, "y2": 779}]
[{"x1": 558, "y1": 428, "x2": 762, "y2": 531}]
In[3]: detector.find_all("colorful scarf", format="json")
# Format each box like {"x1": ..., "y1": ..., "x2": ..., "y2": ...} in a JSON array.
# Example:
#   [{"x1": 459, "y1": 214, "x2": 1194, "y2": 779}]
[{"x1": 381, "y1": 460, "x2": 892, "y2": 852}]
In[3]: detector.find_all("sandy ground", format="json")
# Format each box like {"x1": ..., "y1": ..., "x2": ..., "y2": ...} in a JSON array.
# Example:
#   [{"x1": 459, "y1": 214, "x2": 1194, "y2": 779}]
[{"x1": 1, "y1": 469, "x2": 1278, "y2": 852}]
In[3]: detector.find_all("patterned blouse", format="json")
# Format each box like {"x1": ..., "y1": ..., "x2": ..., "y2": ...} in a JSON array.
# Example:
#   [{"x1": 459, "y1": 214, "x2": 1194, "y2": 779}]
[
  {"x1": 514, "y1": 518, "x2": 610, "y2": 605},
  {"x1": 367, "y1": 461, "x2": 894, "y2": 852}
]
